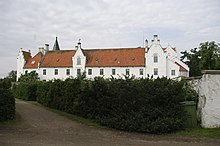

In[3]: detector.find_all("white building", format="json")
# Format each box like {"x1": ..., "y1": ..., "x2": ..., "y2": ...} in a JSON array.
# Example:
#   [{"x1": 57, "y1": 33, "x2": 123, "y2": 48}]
[{"x1": 16, "y1": 35, "x2": 189, "y2": 81}]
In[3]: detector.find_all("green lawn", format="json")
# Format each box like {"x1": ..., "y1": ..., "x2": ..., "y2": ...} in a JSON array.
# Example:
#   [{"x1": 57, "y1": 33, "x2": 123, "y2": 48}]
[{"x1": 173, "y1": 127, "x2": 220, "y2": 139}]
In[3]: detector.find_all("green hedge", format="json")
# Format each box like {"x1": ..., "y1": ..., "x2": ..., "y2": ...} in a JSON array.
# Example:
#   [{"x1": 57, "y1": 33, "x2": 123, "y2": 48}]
[
  {"x1": 13, "y1": 77, "x2": 196, "y2": 133},
  {"x1": 36, "y1": 77, "x2": 192, "y2": 134},
  {"x1": 0, "y1": 79, "x2": 15, "y2": 121},
  {"x1": 13, "y1": 82, "x2": 38, "y2": 101}
]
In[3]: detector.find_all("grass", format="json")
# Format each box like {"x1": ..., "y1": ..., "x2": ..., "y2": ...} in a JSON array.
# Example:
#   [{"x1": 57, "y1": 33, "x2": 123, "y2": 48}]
[
  {"x1": 0, "y1": 112, "x2": 22, "y2": 126},
  {"x1": 172, "y1": 127, "x2": 220, "y2": 139}
]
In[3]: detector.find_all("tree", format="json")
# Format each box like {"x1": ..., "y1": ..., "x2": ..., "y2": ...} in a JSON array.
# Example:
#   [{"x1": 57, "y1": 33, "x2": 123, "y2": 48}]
[
  {"x1": 199, "y1": 41, "x2": 220, "y2": 70},
  {"x1": 180, "y1": 48, "x2": 201, "y2": 77},
  {"x1": 181, "y1": 41, "x2": 220, "y2": 77},
  {"x1": 18, "y1": 71, "x2": 39, "y2": 82},
  {"x1": 7, "y1": 70, "x2": 17, "y2": 82}
]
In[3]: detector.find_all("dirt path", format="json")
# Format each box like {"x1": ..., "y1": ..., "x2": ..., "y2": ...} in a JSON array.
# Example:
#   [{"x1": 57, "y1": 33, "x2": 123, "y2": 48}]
[{"x1": 0, "y1": 99, "x2": 219, "y2": 146}]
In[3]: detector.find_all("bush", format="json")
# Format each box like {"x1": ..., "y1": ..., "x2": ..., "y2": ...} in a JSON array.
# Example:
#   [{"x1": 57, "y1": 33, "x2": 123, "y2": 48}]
[
  {"x1": 77, "y1": 77, "x2": 185, "y2": 133},
  {"x1": 13, "y1": 77, "x2": 195, "y2": 134},
  {"x1": 13, "y1": 82, "x2": 38, "y2": 101},
  {"x1": 0, "y1": 79, "x2": 15, "y2": 121}
]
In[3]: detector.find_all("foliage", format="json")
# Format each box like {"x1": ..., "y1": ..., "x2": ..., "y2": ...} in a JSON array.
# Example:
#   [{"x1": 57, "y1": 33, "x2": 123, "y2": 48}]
[
  {"x1": 18, "y1": 71, "x2": 39, "y2": 82},
  {"x1": 199, "y1": 41, "x2": 220, "y2": 70},
  {"x1": 181, "y1": 41, "x2": 220, "y2": 77},
  {"x1": 35, "y1": 77, "x2": 194, "y2": 134},
  {"x1": 7, "y1": 70, "x2": 17, "y2": 82},
  {"x1": 0, "y1": 79, "x2": 15, "y2": 121},
  {"x1": 12, "y1": 82, "x2": 38, "y2": 101}
]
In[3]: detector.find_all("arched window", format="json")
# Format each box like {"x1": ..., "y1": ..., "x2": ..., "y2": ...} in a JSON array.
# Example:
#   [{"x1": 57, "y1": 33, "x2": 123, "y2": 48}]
[
  {"x1": 153, "y1": 54, "x2": 158, "y2": 63},
  {"x1": 77, "y1": 57, "x2": 81, "y2": 65}
]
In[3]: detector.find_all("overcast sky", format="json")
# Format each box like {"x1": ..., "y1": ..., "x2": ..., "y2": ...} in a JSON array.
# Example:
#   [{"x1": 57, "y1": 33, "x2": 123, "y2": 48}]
[{"x1": 0, "y1": 0, "x2": 219, "y2": 78}]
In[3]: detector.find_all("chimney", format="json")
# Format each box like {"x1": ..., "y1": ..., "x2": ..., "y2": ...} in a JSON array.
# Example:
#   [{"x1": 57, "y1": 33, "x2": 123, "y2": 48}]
[
  {"x1": 39, "y1": 47, "x2": 45, "y2": 55},
  {"x1": 45, "y1": 44, "x2": 49, "y2": 51},
  {"x1": 78, "y1": 39, "x2": 81, "y2": 49}
]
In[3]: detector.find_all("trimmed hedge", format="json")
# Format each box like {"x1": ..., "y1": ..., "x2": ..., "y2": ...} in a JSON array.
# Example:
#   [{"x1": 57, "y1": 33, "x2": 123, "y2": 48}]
[
  {"x1": 0, "y1": 79, "x2": 15, "y2": 121},
  {"x1": 13, "y1": 77, "x2": 196, "y2": 133},
  {"x1": 13, "y1": 82, "x2": 38, "y2": 101}
]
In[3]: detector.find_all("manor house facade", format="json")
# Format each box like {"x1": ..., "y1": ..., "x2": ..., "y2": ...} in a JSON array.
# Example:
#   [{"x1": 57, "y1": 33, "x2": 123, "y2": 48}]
[{"x1": 16, "y1": 35, "x2": 189, "y2": 81}]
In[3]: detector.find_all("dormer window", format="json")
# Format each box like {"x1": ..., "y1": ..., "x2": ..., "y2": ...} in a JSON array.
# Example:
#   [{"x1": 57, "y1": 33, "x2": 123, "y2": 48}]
[
  {"x1": 77, "y1": 57, "x2": 81, "y2": 65},
  {"x1": 153, "y1": 54, "x2": 158, "y2": 63}
]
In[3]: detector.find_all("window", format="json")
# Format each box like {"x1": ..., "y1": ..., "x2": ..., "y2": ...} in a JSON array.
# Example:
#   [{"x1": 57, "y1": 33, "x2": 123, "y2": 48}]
[
  {"x1": 100, "y1": 69, "x2": 104, "y2": 75},
  {"x1": 66, "y1": 69, "x2": 70, "y2": 75},
  {"x1": 171, "y1": 70, "x2": 175, "y2": 76},
  {"x1": 43, "y1": 69, "x2": 46, "y2": 75},
  {"x1": 77, "y1": 57, "x2": 81, "y2": 65},
  {"x1": 88, "y1": 69, "x2": 92, "y2": 75},
  {"x1": 153, "y1": 54, "x2": 158, "y2": 63},
  {"x1": 112, "y1": 69, "x2": 116, "y2": 75},
  {"x1": 139, "y1": 69, "x2": 143, "y2": 75},
  {"x1": 54, "y1": 69, "x2": 58, "y2": 75},
  {"x1": 126, "y1": 69, "x2": 130, "y2": 75},
  {"x1": 154, "y1": 68, "x2": 158, "y2": 75},
  {"x1": 77, "y1": 69, "x2": 81, "y2": 76}
]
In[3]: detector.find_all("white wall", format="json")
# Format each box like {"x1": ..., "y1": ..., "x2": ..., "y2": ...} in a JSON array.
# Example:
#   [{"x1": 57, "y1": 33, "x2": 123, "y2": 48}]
[
  {"x1": 146, "y1": 42, "x2": 167, "y2": 78},
  {"x1": 189, "y1": 71, "x2": 220, "y2": 128},
  {"x1": 85, "y1": 67, "x2": 145, "y2": 79},
  {"x1": 72, "y1": 46, "x2": 86, "y2": 78},
  {"x1": 16, "y1": 49, "x2": 25, "y2": 81},
  {"x1": 166, "y1": 58, "x2": 179, "y2": 79},
  {"x1": 39, "y1": 68, "x2": 73, "y2": 81}
]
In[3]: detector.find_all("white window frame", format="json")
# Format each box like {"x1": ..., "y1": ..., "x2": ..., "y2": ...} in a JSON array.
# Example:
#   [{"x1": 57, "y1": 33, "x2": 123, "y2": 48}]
[
  {"x1": 171, "y1": 70, "x2": 175, "y2": 76},
  {"x1": 77, "y1": 69, "x2": 81, "y2": 76},
  {"x1": 100, "y1": 69, "x2": 104, "y2": 75},
  {"x1": 139, "y1": 69, "x2": 143, "y2": 75},
  {"x1": 154, "y1": 68, "x2": 158, "y2": 75},
  {"x1": 153, "y1": 54, "x2": 158, "y2": 63},
  {"x1": 126, "y1": 69, "x2": 130, "y2": 75},
  {"x1": 88, "y1": 69, "x2": 92, "y2": 75},
  {"x1": 77, "y1": 57, "x2": 81, "y2": 65},
  {"x1": 66, "y1": 69, "x2": 70, "y2": 75},
  {"x1": 43, "y1": 69, "x2": 46, "y2": 75},
  {"x1": 112, "y1": 69, "x2": 116, "y2": 75},
  {"x1": 54, "y1": 69, "x2": 58, "y2": 75}
]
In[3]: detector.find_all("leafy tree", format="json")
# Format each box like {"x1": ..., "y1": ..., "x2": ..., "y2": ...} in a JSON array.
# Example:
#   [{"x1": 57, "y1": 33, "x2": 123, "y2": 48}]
[
  {"x1": 199, "y1": 41, "x2": 220, "y2": 70},
  {"x1": 181, "y1": 48, "x2": 201, "y2": 76},
  {"x1": 18, "y1": 71, "x2": 39, "y2": 82},
  {"x1": 7, "y1": 70, "x2": 17, "y2": 82},
  {"x1": 181, "y1": 41, "x2": 220, "y2": 77}
]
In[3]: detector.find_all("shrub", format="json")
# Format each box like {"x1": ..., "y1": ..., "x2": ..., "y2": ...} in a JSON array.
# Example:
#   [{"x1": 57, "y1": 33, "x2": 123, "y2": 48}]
[
  {"x1": 13, "y1": 82, "x2": 38, "y2": 101},
  {"x1": 0, "y1": 79, "x2": 15, "y2": 121},
  {"x1": 14, "y1": 77, "x2": 195, "y2": 134}
]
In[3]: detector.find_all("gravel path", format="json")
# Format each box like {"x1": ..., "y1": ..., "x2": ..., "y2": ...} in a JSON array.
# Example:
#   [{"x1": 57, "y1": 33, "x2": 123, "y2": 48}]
[{"x1": 0, "y1": 99, "x2": 219, "y2": 146}]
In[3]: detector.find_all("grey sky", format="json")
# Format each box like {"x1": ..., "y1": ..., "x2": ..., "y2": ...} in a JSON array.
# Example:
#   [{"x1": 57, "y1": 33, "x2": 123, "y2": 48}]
[{"x1": 0, "y1": 0, "x2": 219, "y2": 78}]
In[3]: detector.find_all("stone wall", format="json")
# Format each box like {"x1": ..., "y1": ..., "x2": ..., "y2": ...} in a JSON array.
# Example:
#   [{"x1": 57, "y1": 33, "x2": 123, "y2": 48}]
[{"x1": 188, "y1": 70, "x2": 220, "y2": 128}]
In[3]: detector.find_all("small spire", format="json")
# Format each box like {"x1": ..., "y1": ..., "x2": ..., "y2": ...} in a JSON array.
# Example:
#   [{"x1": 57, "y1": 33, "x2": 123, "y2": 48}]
[{"x1": 53, "y1": 37, "x2": 60, "y2": 51}]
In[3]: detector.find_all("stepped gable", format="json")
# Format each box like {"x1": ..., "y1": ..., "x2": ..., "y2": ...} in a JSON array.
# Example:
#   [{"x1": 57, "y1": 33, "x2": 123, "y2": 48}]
[{"x1": 24, "y1": 52, "x2": 42, "y2": 69}]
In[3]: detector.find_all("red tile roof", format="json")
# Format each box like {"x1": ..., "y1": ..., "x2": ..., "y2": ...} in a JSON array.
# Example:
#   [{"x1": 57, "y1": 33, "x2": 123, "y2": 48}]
[
  {"x1": 84, "y1": 48, "x2": 145, "y2": 67},
  {"x1": 40, "y1": 50, "x2": 76, "y2": 67},
  {"x1": 23, "y1": 48, "x2": 145, "y2": 68},
  {"x1": 24, "y1": 52, "x2": 42, "y2": 69},
  {"x1": 175, "y1": 62, "x2": 188, "y2": 72}
]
